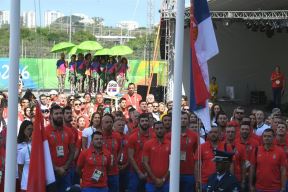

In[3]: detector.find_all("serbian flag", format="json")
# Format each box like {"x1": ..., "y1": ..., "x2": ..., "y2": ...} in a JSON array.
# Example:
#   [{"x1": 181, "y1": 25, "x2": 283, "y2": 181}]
[
  {"x1": 27, "y1": 105, "x2": 55, "y2": 192},
  {"x1": 189, "y1": 0, "x2": 219, "y2": 132}
]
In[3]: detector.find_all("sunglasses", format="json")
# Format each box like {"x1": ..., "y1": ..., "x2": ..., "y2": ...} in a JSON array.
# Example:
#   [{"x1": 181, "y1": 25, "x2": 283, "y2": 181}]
[
  {"x1": 74, "y1": 103, "x2": 81, "y2": 106},
  {"x1": 41, "y1": 109, "x2": 49, "y2": 113}
]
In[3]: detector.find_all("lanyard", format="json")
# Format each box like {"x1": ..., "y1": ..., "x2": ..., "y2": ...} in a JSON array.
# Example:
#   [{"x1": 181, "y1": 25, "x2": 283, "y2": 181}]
[
  {"x1": 104, "y1": 137, "x2": 115, "y2": 154},
  {"x1": 51, "y1": 131, "x2": 65, "y2": 145},
  {"x1": 137, "y1": 130, "x2": 150, "y2": 149},
  {"x1": 128, "y1": 94, "x2": 137, "y2": 108},
  {"x1": 181, "y1": 134, "x2": 189, "y2": 151},
  {"x1": 92, "y1": 152, "x2": 105, "y2": 172}
]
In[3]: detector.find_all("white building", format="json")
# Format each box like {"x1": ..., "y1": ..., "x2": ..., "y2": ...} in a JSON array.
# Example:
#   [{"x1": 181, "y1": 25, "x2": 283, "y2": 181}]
[
  {"x1": 44, "y1": 10, "x2": 64, "y2": 27},
  {"x1": 117, "y1": 21, "x2": 139, "y2": 30},
  {"x1": 23, "y1": 11, "x2": 36, "y2": 28},
  {"x1": 0, "y1": 10, "x2": 10, "y2": 26}
]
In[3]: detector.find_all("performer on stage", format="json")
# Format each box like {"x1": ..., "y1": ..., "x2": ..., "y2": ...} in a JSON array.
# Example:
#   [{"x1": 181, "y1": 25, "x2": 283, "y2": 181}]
[{"x1": 56, "y1": 53, "x2": 68, "y2": 93}]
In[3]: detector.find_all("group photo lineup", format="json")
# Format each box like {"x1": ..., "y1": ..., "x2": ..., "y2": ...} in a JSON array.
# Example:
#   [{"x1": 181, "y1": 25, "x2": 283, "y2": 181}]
[{"x1": 0, "y1": 0, "x2": 288, "y2": 192}]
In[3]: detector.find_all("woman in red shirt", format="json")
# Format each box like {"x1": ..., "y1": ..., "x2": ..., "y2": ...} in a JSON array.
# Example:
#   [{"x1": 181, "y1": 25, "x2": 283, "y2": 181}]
[{"x1": 271, "y1": 65, "x2": 285, "y2": 108}]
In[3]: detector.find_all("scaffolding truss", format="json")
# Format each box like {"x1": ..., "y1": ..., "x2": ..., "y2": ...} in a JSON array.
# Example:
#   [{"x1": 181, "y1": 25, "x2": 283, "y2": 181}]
[{"x1": 160, "y1": 6, "x2": 288, "y2": 101}]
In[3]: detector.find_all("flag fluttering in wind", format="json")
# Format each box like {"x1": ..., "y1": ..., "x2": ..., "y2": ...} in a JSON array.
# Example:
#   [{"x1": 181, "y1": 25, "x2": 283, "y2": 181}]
[
  {"x1": 27, "y1": 105, "x2": 55, "y2": 192},
  {"x1": 189, "y1": 0, "x2": 219, "y2": 132}
]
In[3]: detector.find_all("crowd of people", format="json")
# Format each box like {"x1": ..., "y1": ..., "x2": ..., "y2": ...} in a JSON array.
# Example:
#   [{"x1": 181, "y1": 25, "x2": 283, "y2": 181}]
[
  {"x1": 0, "y1": 81, "x2": 288, "y2": 192},
  {"x1": 56, "y1": 53, "x2": 129, "y2": 95}
]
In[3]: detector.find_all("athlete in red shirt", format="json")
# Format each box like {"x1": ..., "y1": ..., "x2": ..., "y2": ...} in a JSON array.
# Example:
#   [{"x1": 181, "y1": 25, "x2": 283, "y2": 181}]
[
  {"x1": 195, "y1": 127, "x2": 220, "y2": 191},
  {"x1": 271, "y1": 65, "x2": 285, "y2": 108},
  {"x1": 275, "y1": 122, "x2": 288, "y2": 192},
  {"x1": 180, "y1": 112, "x2": 198, "y2": 192},
  {"x1": 101, "y1": 114, "x2": 121, "y2": 192},
  {"x1": 143, "y1": 121, "x2": 170, "y2": 192},
  {"x1": 127, "y1": 113, "x2": 153, "y2": 192},
  {"x1": 77, "y1": 131, "x2": 111, "y2": 190},
  {"x1": 123, "y1": 83, "x2": 142, "y2": 111},
  {"x1": 45, "y1": 105, "x2": 75, "y2": 192},
  {"x1": 219, "y1": 125, "x2": 246, "y2": 185},
  {"x1": 114, "y1": 119, "x2": 129, "y2": 192},
  {"x1": 250, "y1": 128, "x2": 286, "y2": 192}
]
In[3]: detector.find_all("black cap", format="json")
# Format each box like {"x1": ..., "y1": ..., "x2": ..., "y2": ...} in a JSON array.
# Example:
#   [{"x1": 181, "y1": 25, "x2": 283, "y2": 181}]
[{"x1": 213, "y1": 149, "x2": 234, "y2": 162}]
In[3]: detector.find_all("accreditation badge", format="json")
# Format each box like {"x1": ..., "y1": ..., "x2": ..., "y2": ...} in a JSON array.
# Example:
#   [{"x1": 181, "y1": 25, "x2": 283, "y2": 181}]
[
  {"x1": 91, "y1": 169, "x2": 103, "y2": 182},
  {"x1": 56, "y1": 146, "x2": 64, "y2": 157},
  {"x1": 276, "y1": 80, "x2": 280, "y2": 85},
  {"x1": 180, "y1": 151, "x2": 186, "y2": 161},
  {"x1": 119, "y1": 153, "x2": 124, "y2": 163}
]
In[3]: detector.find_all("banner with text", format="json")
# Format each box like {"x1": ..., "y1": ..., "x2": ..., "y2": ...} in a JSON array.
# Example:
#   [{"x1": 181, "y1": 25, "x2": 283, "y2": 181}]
[{"x1": 0, "y1": 58, "x2": 167, "y2": 90}]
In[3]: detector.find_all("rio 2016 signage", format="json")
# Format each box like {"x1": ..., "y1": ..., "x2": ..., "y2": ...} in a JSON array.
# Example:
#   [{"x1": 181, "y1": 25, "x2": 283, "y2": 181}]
[{"x1": 0, "y1": 58, "x2": 167, "y2": 90}]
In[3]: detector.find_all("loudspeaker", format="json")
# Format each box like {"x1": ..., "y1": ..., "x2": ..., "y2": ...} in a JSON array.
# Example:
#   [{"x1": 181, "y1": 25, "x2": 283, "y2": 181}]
[
  {"x1": 151, "y1": 73, "x2": 157, "y2": 87},
  {"x1": 150, "y1": 86, "x2": 167, "y2": 102},
  {"x1": 137, "y1": 85, "x2": 148, "y2": 101},
  {"x1": 160, "y1": 19, "x2": 167, "y2": 60}
]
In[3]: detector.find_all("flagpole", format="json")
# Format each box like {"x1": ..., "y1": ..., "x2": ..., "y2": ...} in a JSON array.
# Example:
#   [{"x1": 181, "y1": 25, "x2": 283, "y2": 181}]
[
  {"x1": 169, "y1": 0, "x2": 185, "y2": 191},
  {"x1": 4, "y1": 0, "x2": 20, "y2": 191}
]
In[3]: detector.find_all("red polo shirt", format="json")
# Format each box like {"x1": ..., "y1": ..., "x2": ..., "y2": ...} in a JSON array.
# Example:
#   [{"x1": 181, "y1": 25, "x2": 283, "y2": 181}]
[
  {"x1": 219, "y1": 141, "x2": 246, "y2": 182},
  {"x1": 118, "y1": 132, "x2": 129, "y2": 166},
  {"x1": 142, "y1": 138, "x2": 171, "y2": 183},
  {"x1": 45, "y1": 125, "x2": 74, "y2": 167},
  {"x1": 102, "y1": 131, "x2": 121, "y2": 175},
  {"x1": 194, "y1": 141, "x2": 220, "y2": 184},
  {"x1": 123, "y1": 93, "x2": 142, "y2": 110},
  {"x1": 235, "y1": 136, "x2": 259, "y2": 162},
  {"x1": 271, "y1": 71, "x2": 285, "y2": 88},
  {"x1": 250, "y1": 145, "x2": 286, "y2": 190},
  {"x1": 127, "y1": 128, "x2": 155, "y2": 172},
  {"x1": 275, "y1": 137, "x2": 288, "y2": 178},
  {"x1": 77, "y1": 146, "x2": 111, "y2": 188},
  {"x1": 166, "y1": 129, "x2": 198, "y2": 174}
]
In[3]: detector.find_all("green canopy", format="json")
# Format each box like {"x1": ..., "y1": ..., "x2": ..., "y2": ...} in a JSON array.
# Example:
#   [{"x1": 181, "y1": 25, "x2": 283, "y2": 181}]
[
  {"x1": 67, "y1": 46, "x2": 85, "y2": 55},
  {"x1": 110, "y1": 45, "x2": 133, "y2": 56},
  {"x1": 50, "y1": 42, "x2": 75, "y2": 53},
  {"x1": 78, "y1": 41, "x2": 103, "y2": 51},
  {"x1": 95, "y1": 48, "x2": 113, "y2": 56}
]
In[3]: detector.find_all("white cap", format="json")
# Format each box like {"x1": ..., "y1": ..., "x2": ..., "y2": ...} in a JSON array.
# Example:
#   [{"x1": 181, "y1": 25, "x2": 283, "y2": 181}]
[{"x1": 49, "y1": 90, "x2": 58, "y2": 95}]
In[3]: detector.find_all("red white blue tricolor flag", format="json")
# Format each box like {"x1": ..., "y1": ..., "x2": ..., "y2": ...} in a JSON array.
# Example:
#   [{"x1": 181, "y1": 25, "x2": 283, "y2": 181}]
[{"x1": 189, "y1": 0, "x2": 219, "y2": 131}]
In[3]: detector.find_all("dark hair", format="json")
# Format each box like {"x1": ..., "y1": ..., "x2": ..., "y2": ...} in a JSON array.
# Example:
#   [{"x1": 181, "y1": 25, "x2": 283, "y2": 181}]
[
  {"x1": 139, "y1": 100, "x2": 146, "y2": 105},
  {"x1": 119, "y1": 98, "x2": 126, "y2": 103},
  {"x1": 112, "y1": 111, "x2": 124, "y2": 118},
  {"x1": 62, "y1": 105, "x2": 72, "y2": 113},
  {"x1": 215, "y1": 112, "x2": 227, "y2": 122},
  {"x1": 91, "y1": 130, "x2": 103, "y2": 140},
  {"x1": 24, "y1": 107, "x2": 31, "y2": 117},
  {"x1": 17, "y1": 120, "x2": 33, "y2": 143},
  {"x1": 90, "y1": 112, "x2": 102, "y2": 127},
  {"x1": 240, "y1": 121, "x2": 251, "y2": 127},
  {"x1": 50, "y1": 104, "x2": 62, "y2": 115},
  {"x1": 210, "y1": 104, "x2": 223, "y2": 118},
  {"x1": 84, "y1": 93, "x2": 91, "y2": 99},
  {"x1": 139, "y1": 113, "x2": 149, "y2": 120},
  {"x1": 39, "y1": 94, "x2": 46, "y2": 100},
  {"x1": 128, "y1": 107, "x2": 136, "y2": 114},
  {"x1": 263, "y1": 128, "x2": 275, "y2": 136},
  {"x1": 153, "y1": 121, "x2": 163, "y2": 127},
  {"x1": 128, "y1": 82, "x2": 135, "y2": 87},
  {"x1": 162, "y1": 114, "x2": 171, "y2": 121}
]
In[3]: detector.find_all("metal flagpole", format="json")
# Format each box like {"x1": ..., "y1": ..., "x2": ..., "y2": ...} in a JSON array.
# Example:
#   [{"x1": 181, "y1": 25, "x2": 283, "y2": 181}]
[
  {"x1": 169, "y1": 0, "x2": 185, "y2": 191},
  {"x1": 5, "y1": 0, "x2": 21, "y2": 191}
]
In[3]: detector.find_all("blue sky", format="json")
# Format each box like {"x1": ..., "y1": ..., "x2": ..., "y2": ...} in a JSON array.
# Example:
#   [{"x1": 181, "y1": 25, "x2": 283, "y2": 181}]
[{"x1": 0, "y1": 0, "x2": 163, "y2": 26}]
